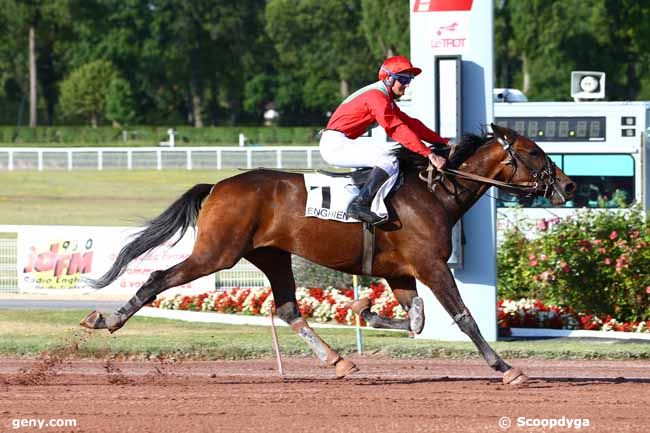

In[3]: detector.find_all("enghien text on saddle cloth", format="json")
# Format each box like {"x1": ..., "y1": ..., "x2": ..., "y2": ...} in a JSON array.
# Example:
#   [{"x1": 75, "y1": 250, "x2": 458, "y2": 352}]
[{"x1": 303, "y1": 172, "x2": 397, "y2": 223}]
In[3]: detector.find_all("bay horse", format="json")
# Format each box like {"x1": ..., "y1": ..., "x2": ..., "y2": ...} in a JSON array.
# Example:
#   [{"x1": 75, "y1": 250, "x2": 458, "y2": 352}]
[{"x1": 81, "y1": 124, "x2": 575, "y2": 384}]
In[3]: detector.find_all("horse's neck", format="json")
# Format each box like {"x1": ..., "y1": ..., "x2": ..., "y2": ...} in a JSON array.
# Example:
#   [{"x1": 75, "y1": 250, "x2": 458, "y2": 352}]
[{"x1": 439, "y1": 142, "x2": 505, "y2": 222}]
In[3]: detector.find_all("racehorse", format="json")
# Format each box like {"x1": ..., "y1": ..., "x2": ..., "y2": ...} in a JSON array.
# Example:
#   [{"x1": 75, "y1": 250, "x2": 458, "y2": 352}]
[{"x1": 81, "y1": 124, "x2": 575, "y2": 384}]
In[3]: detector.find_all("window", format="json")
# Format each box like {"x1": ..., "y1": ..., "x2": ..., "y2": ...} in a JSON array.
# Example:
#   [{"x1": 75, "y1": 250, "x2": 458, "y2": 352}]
[{"x1": 497, "y1": 154, "x2": 635, "y2": 208}]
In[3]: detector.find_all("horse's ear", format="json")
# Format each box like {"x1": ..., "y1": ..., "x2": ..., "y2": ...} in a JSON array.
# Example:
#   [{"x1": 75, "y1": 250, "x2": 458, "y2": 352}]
[{"x1": 491, "y1": 123, "x2": 517, "y2": 146}]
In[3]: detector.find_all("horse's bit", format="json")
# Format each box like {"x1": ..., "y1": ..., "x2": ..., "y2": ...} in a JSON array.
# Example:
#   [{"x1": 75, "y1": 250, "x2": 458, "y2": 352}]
[{"x1": 495, "y1": 134, "x2": 567, "y2": 202}]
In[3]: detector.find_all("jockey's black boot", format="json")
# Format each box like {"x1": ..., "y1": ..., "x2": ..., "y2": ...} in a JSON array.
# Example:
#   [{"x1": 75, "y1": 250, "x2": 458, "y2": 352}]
[{"x1": 347, "y1": 167, "x2": 390, "y2": 225}]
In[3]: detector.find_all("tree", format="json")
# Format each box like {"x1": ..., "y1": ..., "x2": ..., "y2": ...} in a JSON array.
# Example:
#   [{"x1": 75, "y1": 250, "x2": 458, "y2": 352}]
[
  {"x1": 503, "y1": 0, "x2": 650, "y2": 101},
  {"x1": 58, "y1": 59, "x2": 117, "y2": 126},
  {"x1": 360, "y1": 0, "x2": 409, "y2": 59},
  {"x1": 494, "y1": 0, "x2": 519, "y2": 89},
  {"x1": 265, "y1": 0, "x2": 374, "y2": 124},
  {"x1": 0, "y1": 0, "x2": 72, "y2": 126},
  {"x1": 105, "y1": 77, "x2": 135, "y2": 127}
]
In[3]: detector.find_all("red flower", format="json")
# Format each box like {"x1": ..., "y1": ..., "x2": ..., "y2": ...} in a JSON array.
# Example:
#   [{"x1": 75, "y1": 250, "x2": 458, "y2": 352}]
[
  {"x1": 609, "y1": 231, "x2": 618, "y2": 240},
  {"x1": 309, "y1": 288, "x2": 325, "y2": 302}
]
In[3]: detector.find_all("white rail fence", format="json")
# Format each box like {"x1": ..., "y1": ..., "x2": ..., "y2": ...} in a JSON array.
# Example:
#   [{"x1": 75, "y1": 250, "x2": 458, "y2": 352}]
[{"x1": 0, "y1": 146, "x2": 330, "y2": 171}]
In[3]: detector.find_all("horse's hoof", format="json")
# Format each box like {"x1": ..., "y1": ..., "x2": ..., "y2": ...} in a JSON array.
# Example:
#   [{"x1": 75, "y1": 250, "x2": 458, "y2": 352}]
[
  {"x1": 349, "y1": 298, "x2": 370, "y2": 315},
  {"x1": 80, "y1": 311, "x2": 107, "y2": 330},
  {"x1": 503, "y1": 367, "x2": 528, "y2": 385},
  {"x1": 335, "y1": 358, "x2": 359, "y2": 378},
  {"x1": 409, "y1": 296, "x2": 425, "y2": 334},
  {"x1": 105, "y1": 316, "x2": 125, "y2": 334}
]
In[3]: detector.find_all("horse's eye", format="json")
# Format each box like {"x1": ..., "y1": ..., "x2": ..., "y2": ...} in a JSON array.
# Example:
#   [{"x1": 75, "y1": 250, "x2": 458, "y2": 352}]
[{"x1": 529, "y1": 149, "x2": 540, "y2": 156}]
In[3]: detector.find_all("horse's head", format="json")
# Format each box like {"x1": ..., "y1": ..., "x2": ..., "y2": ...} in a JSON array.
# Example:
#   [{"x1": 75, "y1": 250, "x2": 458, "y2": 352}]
[{"x1": 491, "y1": 123, "x2": 576, "y2": 206}]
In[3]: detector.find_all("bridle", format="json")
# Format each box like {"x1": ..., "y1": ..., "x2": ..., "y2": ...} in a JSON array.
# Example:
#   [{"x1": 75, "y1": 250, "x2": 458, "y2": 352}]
[{"x1": 419, "y1": 134, "x2": 566, "y2": 201}]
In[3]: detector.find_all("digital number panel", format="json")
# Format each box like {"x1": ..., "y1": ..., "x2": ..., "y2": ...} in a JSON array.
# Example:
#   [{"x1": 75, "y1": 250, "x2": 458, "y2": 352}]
[{"x1": 494, "y1": 117, "x2": 606, "y2": 141}]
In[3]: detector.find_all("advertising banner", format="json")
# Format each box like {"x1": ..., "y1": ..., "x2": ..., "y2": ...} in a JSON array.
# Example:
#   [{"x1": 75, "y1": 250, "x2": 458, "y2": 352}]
[{"x1": 12, "y1": 225, "x2": 213, "y2": 294}]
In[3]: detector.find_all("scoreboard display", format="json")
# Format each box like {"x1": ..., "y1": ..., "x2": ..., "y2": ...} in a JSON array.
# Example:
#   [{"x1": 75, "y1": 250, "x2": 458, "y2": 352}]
[{"x1": 494, "y1": 116, "x2": 606, "y2": 141}]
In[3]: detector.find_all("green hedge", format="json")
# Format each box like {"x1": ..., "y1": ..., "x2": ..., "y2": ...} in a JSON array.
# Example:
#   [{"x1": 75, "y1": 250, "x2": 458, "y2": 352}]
[
  {"x1": 0, "y1": 126, "x2": 320, "y2": 146},
  {"x1": 498, "y1": 208, "x2": 650, "y2": 322},
  {"x1": 292, "y1": 257, "x2": 376, "y2": 288}
]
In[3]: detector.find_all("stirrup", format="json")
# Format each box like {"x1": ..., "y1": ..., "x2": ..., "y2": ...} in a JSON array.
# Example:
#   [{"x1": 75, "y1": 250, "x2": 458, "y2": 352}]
[{"x1": 347, "y1": 204, "x2": 384, "y2": 225}]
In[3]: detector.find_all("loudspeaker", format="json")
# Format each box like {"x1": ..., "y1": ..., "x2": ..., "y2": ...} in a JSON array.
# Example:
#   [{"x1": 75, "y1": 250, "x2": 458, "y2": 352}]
[{"x1": 571, "y1": 71, "x2": 605, "y2": 100}]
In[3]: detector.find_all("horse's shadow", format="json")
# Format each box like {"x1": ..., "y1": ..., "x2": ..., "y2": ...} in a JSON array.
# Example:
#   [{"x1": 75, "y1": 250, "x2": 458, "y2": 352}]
[{"x1": 208, "y1": 376, "x2": 650, "y2": 388}]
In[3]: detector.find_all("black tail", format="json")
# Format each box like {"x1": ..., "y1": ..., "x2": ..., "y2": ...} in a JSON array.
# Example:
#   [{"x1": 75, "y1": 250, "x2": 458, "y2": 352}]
[{"x1": 88, "y1": 183, "x2": 214, "y2": 289}]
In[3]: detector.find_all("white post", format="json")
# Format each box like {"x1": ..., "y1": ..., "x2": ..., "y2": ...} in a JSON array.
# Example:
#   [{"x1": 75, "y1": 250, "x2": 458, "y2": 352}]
[
  {"x1": 156, "y1": 149, "x2": 162, "y2": 170},
  {"x1": 411, "y1": 0, "x2": 497, "y2": 342},
  {"x1": 168, "y1": 128, "x2": 175, "y2": 147},
  {"x1": 239, "y1": 133, "x2": 246, "y2": 147},
  {"x1": 186, "y1": 149, "x2": 192, "y2": 170},
  {"x1": 127, "y1": 150, "x2": 132, "y2": 170},
  {"x1": 246, "y1": 149, "x2": 252, "y2": 169},
  {"x1": 276, "y1": 149, "x2": 282, "y2": 168},
  {"x1": 352, "y1": 275, "x2": 363, "y2": 354},
  {"x1": 67, "y1": 150, "x2": 72, "y2": 170},
  {"x1": 216, "y1": 149, "x2": 222, "y2": 170},
  {"x1": 307, "y1": 149, "x2": 313, "y2": 168},
  {"x1": 98, "y1": 150, "x2": 103, "y2": 171},
  {"x1": 37, "y1": 150, "x2": 43, "y2": 171}
]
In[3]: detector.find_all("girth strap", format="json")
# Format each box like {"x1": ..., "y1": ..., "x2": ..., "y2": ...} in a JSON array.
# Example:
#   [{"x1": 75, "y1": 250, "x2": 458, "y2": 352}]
[{"x1": 361, "y1": 222, "x2": 375, "y2": 276}]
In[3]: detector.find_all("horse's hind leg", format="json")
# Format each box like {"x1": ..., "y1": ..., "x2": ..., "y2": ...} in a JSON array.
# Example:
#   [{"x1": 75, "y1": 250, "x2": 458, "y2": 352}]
[
  {"x1": 81, "y1": 255, "x2": 228, "y2": 333},
  {"x1": 349, "y1": 277, "x2": 424, "y2": 333},
  {"x1": 245, "y1": 248, "x2": 358, "y2": 378},
  {"x1": 417, "y1": 260, "x2": 528, "y2": 385}
]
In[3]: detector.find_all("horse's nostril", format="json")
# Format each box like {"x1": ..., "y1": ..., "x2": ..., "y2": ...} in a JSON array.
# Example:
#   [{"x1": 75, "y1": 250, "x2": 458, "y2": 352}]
[{"x1": 565, "y1": 182, "x2": 576, "y2": 194}]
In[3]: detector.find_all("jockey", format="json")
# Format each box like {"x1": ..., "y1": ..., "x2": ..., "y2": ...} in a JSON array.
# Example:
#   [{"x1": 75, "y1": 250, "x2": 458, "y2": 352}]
[{"x1": 319, "y1": 55, "x2": 449, "y2": 225}]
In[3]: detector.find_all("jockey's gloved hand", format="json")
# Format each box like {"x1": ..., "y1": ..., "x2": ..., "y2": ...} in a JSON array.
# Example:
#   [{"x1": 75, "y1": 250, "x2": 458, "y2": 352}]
[{"x1": 428, "y1": 152, "x2": 446, "y2": 170}]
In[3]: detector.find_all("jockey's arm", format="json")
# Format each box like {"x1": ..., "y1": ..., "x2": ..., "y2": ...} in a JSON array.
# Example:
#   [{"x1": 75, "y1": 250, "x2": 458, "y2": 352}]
[
  {"x1": 396, "y1": 109, "x2": 450, "y2": 147},
  {"x1": 366, "y1": 91, "x2": 432, "y2": 158}
]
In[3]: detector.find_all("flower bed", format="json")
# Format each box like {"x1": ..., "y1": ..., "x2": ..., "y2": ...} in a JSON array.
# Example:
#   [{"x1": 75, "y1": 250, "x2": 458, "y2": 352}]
[
  {"x1": 499, "y1": 298, "x2": 650, "y2": 333},
  {"x1": 152, "y1": 285, "x2": 650, "y2": 333},
  {"x1": 152, "y1": 283, "x2": 406, "y2": 326}
]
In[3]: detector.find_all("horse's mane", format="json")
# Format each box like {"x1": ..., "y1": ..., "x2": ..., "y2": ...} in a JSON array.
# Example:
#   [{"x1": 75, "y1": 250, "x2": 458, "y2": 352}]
[{"x1": 394, "y1": 130, "x2": 493, "y2": 173}]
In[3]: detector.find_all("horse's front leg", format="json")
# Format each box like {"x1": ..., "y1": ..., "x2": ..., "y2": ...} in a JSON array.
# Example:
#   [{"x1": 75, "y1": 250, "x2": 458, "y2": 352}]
[{"x1": 416, "y1": 259, "x2": 528, "y2": 385}]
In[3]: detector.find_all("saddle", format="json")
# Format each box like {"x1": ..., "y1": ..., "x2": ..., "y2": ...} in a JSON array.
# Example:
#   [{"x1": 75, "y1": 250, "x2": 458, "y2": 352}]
[
  {"x1": 316, "y1": 167, "x2": 372, "y2": 185},
  {"x1": 317, "y1": 167, "x2": 404, "y2": 193}
]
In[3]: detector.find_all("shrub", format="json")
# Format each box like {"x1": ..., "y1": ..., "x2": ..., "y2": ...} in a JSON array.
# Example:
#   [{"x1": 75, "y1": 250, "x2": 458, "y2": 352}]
[
  {"x1": 292, "y1": 256, "x2": 376, "y2": 288},
  {"x1": 0, "y1": 126, "x2": 319, "y2": 146},
  {"x1": 59, "y1": 60, "x2": 119, "y2": 127},
  {"x1": 498, "y1": 208, "x2": 650, "y2": 322}
]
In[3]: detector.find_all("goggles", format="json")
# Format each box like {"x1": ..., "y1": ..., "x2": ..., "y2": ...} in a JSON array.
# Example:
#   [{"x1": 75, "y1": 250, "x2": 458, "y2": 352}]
[{"x1": 382, "y1": 67, "x2": 414, "y2": 85}]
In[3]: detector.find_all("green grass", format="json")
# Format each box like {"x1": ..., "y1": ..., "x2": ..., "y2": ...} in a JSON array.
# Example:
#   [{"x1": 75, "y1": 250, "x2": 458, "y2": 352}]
[
  {"x1": 0, "y1": 170, "x2": 240, "y2": 226},
  {"x1": 1, "y1": 310, "x2": 648, "y2": 360}
]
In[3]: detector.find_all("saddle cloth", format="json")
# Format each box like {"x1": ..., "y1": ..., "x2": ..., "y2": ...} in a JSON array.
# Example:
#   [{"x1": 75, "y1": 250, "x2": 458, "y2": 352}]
[{"x1": 303, "y1": 171, "x2": 398, "y2": 223}]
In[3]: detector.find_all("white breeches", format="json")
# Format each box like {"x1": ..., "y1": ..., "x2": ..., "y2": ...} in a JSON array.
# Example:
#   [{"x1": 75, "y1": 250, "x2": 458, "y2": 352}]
[{"x1": 319, "y1": 130, "x2": 399, "y2": 176}]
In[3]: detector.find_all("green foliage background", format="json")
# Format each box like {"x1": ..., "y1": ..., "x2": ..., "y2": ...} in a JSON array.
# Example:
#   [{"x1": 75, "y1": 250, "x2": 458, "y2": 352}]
[{"x1": 3, "y1": 1, "x2": 648, "y2": 128}]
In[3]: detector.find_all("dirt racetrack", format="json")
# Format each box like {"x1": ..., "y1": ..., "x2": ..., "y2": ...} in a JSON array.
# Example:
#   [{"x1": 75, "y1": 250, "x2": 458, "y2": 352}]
[{"x1": 1, "y1": 356, "x2": 649, "y2": 433}]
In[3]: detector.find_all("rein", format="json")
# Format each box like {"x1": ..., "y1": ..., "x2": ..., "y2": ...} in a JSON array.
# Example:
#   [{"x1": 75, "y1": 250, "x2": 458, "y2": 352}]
[
  {"x1": 418, "y1": 135, "x2": 558, "y2": 198},
  {"x1": 419, "y1": 165, "x2": 539, "y2": 195}
]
